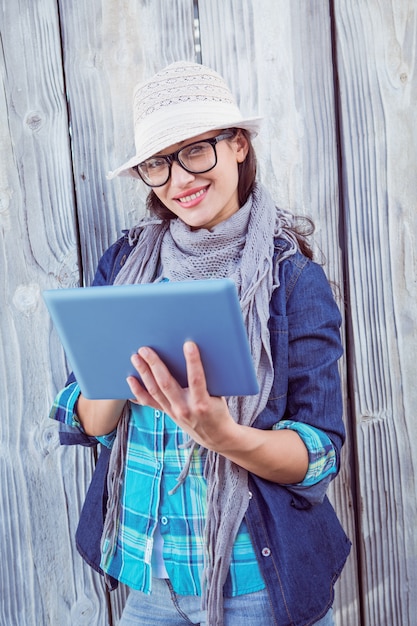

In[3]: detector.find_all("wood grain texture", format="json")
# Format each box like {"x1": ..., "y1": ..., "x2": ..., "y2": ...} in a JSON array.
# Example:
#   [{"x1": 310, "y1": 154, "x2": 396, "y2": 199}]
[
  {"x1": 334, "y1": 1, "x2": 417, "y2": 623},
  {"x1": 0, "y1": 1, "x2": 104, "y2": 624}
]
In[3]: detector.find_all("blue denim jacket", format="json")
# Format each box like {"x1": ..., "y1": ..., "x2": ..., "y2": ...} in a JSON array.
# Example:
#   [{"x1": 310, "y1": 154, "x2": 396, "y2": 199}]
[{"x1": 60, "y1": 233, "x2": 351, "y2": 626}]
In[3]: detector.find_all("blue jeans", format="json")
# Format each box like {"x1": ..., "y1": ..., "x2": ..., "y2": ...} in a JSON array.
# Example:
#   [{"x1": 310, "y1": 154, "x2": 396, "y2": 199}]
[{"x1": 119, "y1": 578, "x2": 334, "y2": 625}]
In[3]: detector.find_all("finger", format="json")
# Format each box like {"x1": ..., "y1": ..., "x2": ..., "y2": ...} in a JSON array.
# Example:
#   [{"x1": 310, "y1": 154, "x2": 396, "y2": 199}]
[
  {"x1": 129, "y1": 352, "x2": 168, "y2": 409},
  {"x1": 183, "y1": 341, "x2": 209, "y2": 402},
  {"x1": 126, "y1": 373, "x2": 161, "y2": 410},
  {"x1": 135, "y1": 347, "x2": 183, "y2": 411}
]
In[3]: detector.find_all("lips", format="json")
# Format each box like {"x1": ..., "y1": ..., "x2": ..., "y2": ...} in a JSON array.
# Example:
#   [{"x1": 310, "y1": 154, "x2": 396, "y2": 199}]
[
  {"x1": 174, "y1": 186, "x2": 209, "y2": 207},
  {"x1": 178, "y1": 189, "x2": 205, "y2": 203}
]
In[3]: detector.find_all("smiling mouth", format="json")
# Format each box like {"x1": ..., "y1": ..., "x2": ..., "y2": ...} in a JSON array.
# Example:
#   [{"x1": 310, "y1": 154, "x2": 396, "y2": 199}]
[{"x1": 177, "y1": 188, "x2": 207, "y2": 203}]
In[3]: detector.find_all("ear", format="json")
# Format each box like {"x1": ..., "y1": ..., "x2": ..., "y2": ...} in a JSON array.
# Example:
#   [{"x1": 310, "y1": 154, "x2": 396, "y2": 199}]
[{"x1": 234, "y1": 131, "x2": 249, "y2": 163}]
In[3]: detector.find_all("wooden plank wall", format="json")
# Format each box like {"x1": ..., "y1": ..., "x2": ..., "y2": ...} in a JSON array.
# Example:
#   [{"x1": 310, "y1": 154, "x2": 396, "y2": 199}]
[
  {"x1": 0, "y1": 1, "x2": 415, "y2": 624},
  {"x1": 334, "y1": 2, "x2": 417, "y2": 624}
]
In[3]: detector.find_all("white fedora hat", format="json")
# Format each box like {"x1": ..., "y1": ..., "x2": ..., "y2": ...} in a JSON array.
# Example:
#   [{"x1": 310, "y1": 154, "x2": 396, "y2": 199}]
[{"x1": 107, "y1": 61, "x2": 262, "y2": 179}]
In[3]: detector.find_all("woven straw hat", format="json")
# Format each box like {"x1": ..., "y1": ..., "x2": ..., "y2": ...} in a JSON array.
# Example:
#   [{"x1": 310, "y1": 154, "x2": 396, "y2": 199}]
[{"x1": 107, "y1": 61, "x2": 262, "y2": 179}]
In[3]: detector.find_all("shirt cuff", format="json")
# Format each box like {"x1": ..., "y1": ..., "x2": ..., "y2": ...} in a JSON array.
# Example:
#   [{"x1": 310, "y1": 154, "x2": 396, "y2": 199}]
[
  {"x1": 49, "y1": 381, "x2": 82, "y2": 428},
  {"x1": 49, "y1": 381, "x2": 116, "y2": 449},
  {"x1": 273, "y1": 420, "x2": 337, "y2": 487},
  {"x1": 95, "y1": 430, "x2": 117, "y2": 449}
]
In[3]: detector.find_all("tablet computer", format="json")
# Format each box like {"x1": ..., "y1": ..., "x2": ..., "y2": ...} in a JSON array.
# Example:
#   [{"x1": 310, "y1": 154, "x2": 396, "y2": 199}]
[{"x1": 43, "y1": 279, "x2": 259, "y2": 399}]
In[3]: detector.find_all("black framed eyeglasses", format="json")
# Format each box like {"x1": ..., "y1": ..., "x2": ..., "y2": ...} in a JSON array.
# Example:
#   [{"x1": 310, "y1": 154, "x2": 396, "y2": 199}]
[{"x1": 132, "y1": 130, "x2": 236, "y2": 187}]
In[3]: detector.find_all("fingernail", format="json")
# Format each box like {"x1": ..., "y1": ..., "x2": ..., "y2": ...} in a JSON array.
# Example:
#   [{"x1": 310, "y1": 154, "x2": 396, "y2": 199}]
[{"x1": 131, "y1": 354, "x2": 140, "y2": 366}]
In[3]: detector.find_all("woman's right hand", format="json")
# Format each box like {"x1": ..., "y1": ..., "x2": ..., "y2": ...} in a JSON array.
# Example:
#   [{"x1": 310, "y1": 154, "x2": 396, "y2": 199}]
[{"x1": 76, "y1": 395, "x2": 127, "y2": 437}]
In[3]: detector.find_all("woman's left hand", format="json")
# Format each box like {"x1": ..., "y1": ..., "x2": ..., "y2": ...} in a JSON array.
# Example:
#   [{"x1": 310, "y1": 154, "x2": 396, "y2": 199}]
[
  {"x1": 127, "y1": 340, "x2": 309, "y2": 482},
  {"x1": 127, "y1": 341, "x2": 239, "y2": 451}
]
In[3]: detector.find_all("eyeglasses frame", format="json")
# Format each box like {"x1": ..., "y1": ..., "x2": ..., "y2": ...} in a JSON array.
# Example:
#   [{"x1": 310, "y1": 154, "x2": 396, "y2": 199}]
[{"x1": 132, "y1": 129, "x2": 237, "y2": 187}]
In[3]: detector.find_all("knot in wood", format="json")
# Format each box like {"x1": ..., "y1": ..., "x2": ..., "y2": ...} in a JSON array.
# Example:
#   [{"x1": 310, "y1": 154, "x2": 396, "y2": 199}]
[
  {"x1": 25, "y1": 111, "x2": 44, "y2": 131},
  {"x1": 13, "y1": 283, "x2": 41, "y2": 315}
]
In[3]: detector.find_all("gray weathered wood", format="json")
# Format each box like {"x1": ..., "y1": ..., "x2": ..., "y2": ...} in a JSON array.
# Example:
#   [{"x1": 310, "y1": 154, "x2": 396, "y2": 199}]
[
  {"x1": 0, "y1": 1, "x2": 107, "y2": 624},
  {"x1": 334, "y1": 1, "x2": 417, "y2": 624}
]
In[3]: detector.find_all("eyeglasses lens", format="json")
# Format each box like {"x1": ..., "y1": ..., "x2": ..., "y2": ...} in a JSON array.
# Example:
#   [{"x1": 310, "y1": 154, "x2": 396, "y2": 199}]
[
  {"x1": 179, "y1": 142, "x2": 216, "y2": 173},
  {"x1": 137, "y1": 157, "x2": 170, "y2": 187}
]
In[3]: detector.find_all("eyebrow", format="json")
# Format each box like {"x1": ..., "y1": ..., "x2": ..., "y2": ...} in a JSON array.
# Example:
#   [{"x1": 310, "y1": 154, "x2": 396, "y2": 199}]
[{"x1": 157, "y1": 133, "x2": 216, "y2": 157}]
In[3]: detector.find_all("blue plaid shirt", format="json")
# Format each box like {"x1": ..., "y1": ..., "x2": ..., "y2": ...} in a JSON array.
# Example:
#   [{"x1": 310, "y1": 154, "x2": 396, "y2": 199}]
[{"x1": 50, "y1": 382, "x2": 337, "y2": 597}]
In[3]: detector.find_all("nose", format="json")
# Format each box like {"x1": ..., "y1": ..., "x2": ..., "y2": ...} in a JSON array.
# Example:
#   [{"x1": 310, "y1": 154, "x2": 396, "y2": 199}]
[{"x1": 169, "y1": 160, "x2": 196, "y2": 186}]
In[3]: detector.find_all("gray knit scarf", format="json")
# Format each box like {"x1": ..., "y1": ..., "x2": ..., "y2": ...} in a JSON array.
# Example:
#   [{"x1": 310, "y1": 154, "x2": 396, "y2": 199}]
[{"x1": 101, "y1": 182, "x2": 298, "y2": 625}]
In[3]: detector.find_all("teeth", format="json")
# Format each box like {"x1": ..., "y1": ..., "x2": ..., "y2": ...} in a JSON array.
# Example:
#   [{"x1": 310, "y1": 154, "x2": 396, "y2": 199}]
[{"x1": 178, "y1": 189, "x2": 205, "y2": 203}]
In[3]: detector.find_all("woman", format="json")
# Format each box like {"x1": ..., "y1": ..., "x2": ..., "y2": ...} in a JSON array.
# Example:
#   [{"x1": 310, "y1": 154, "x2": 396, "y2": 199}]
[{"x1": 51, "y1": 61, "x2": 350, "y2": 626}]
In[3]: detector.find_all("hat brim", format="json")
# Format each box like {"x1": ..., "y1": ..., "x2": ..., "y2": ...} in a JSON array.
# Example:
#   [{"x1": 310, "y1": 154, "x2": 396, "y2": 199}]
[{"x1": 107, "y1": 116, "x2": 263, "y2": 180}]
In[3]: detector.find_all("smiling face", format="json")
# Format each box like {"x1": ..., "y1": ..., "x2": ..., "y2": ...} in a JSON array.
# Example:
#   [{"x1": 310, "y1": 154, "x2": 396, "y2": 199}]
[{"x1": 151, "y1": 130, "x2": 249, "y2": 230}]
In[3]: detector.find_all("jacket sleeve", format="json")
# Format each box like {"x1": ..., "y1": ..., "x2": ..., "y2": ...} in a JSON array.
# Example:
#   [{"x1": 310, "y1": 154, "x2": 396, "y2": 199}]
[
  {"x1": 264, "y1": 254, "x2": 345, "y2": 504},
  {"x1": 282, "y1": 258, "x2": 345, "y2": 460}
]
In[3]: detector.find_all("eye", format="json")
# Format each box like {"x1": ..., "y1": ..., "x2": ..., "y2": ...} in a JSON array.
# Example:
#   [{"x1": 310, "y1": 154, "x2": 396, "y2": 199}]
[
  {"x1": 145, "y1": 157, "x2": 167, "y2": 170},
  {"x1": 182, "y1": 142, "x2": 211, "y2": 159}
]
